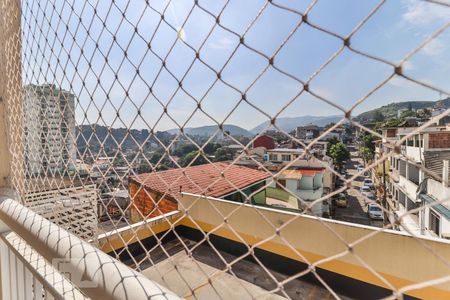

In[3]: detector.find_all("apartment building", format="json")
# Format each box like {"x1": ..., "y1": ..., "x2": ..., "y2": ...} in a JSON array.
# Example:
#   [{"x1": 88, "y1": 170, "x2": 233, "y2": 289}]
[
  {"x1": 266, "y1": 148, "x2": 304, "y2": 162},
  {"x1": 263, "y1": 148, "x2": 335, "y2": 216},
  {"x1": 379, "y1": 126, "x2": 450, "y2": 238},
  {"x1": 23, "y1": 84, "x2": 76, "y2": 175},
  {"x1": 418, "y1": 172, "x2": 450, "y2": 238},
  {"x1": 295, "y1": 124, "x2": 321, "y2": 140}
]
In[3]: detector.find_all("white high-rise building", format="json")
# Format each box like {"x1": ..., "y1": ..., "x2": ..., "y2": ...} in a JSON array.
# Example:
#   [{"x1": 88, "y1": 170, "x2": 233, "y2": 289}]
[{"x1": 23, "y1": 84, "x2": 76, "y2": 175}]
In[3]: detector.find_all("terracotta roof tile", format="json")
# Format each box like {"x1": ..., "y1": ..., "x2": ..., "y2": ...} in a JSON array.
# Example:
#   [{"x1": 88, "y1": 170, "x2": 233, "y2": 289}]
[
  {"x1": 280, "y1": 168, "x2": 324, "y2": 179},
  {"x1": 131, "y1": 162, "x2": 270, "y2": 199}
]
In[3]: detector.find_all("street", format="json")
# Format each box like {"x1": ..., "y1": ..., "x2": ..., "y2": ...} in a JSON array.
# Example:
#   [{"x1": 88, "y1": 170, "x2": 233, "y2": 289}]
[{"x1": 333, "y1": 147, "x2": 384, "y2": 228}]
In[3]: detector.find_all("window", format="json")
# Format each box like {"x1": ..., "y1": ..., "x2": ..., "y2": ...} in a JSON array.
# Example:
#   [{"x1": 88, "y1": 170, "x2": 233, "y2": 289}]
[
  {"x1": 269, "y1": 154, "x2": 278, "y2": 161},
  {"x1": 281, "y1": 154, "x2": 291, "y2": 161},
  {"x1": 407, "y1": 197, "x2": 418, "y2": 214},
  {"x1": 277, "y1": 179, "x2": 286, "y2": 188},
  {"x1": 398, "y1": 191, "x2": 406, "y2": 208},
  {"x1": 429, "y1": 210, "x2": 440, "y2": 236}
]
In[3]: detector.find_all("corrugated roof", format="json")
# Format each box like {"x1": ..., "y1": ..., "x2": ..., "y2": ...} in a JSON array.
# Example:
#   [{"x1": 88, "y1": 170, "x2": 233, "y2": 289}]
[
  {"x1": 419, "y1": 194, "x2": 450, "y2": 221},
  {"x1": 268, "y1": 148, "x2": 304, "y2": 154},
  {"x1": 423, "y1": 150, "x2": 450, "y2": 182},
  {"x1": 131, "y1": 162, "x2": 270, "y2": 199}
]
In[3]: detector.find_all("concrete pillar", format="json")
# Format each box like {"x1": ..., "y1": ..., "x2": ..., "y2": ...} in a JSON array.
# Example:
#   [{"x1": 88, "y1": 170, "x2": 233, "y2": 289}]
[
  {"x1": 423, "y1": 134, "x2": 429, "y2": 151},
  {"x1": 443, "y1": 160, "x2": 449, "y2": 187},
  {"x1": 0, "y1": 0, "x2": 23, "y2": 190},
  {"x1": 405, "y1": 161, "x2": 410, "y2": 181}
]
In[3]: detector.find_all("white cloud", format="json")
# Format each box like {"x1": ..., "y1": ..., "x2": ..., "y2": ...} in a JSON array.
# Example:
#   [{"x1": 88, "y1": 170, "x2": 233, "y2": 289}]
[
  {"x1": 388, "y1": 75, "x2": 417, "y2": 88},
  {"x1": 402, "y1": 60, "x2": 415, "y2": 71},
  {"x1": 208, "y1": 36, "x2": 236, "y2": 50},
  {"x1": 421, "y1": 38, "x2": 445, "y2": 56},
  {"x1": 402, "y1": 0, "x2": 450, "y2": 25}
]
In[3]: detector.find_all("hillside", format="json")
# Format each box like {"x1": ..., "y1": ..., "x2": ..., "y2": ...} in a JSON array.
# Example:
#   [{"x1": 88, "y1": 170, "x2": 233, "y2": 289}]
[
  {"x1": 250, "y1": 115, "x2": 342, "y2": 134},
  {"x1": 165, "y1": 124, "x2": 253, "y2": 137},
  {"x1": 77, "y1": 124, "x2": 253, "y2": 152},
  {"x1": 356, "y1": 98, "x2": 450, "y2": 122},
  {"x1": 76, "y1": 125, "x2": 173, "y2": 151}
]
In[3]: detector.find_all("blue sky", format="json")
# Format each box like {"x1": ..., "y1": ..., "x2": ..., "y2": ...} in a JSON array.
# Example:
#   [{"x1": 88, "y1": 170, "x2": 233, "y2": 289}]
[{"x1": 21, "y1": 0, "x2": 450, "y2": 131}]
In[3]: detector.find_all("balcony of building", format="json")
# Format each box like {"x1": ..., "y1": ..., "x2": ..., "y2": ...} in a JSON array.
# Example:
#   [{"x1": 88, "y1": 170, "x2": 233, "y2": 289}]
[{"x1": 1, "y1": 0, "x2": 450, "y2": 299}]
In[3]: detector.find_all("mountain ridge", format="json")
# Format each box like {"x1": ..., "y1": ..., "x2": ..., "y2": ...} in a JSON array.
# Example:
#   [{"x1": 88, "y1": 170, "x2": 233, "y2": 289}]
[
  {"x1": 76, "y1": 99, "x2": 449, "y2": 152},
  {"x1": 165, "y1": 124, "x2": 253, "y2": 137},
  {"x1": 249, "y1": 115, "x2": 342, "y2": 133}
]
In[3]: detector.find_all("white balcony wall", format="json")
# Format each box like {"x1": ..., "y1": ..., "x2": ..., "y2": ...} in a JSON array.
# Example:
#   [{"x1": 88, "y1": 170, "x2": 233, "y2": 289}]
[
  {"x1": 403, "y1": 146, "x2": 423, "y2": 162},
  {"x1": 422, "y1": 206, "x2": 450, "y2": 238},
  {"x1": 428, "y1": 179, "x2": 450, "y2": 210},
  {"x1": 398, "y1": 176, "x2": 418, "y2": 201}
]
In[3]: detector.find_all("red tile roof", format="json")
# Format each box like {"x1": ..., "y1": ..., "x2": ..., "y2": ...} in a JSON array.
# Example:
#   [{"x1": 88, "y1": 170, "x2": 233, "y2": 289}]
[
  {"x1": 131, "y1": 162, "x2": 270, "y2": 199},
  {"x1": 280, "y1": 168, "x2": 324, "y2": 179}
]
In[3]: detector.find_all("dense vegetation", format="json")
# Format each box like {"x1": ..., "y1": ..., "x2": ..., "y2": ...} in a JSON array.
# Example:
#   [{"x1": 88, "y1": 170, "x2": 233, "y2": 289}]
[{"x1": 355, "y1": 98, "x2": 449, "y2": 123}]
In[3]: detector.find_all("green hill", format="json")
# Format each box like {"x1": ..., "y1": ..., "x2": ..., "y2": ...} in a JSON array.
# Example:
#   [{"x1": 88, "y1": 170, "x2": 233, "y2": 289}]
[
  {"x1": 356, "y1": 98, "x2": 450, "y2": 123},
  {"x1": 165, "y1": 124, "x2": 253, "y2": 137}
]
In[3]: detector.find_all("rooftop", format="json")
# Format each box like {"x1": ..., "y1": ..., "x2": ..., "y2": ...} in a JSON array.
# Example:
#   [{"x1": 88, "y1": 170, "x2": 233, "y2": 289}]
[
  {"x1": 280, "y1": 168, "x2": 325, "y2": 180},
  {"x1": 130, "y1": 162, "x2": 270, "y2": 199},
  {"x1": 267, "y1": 148, "x2": 304, "y2": 154},
  {"x1": 140, "y1": 237, "x2": 349, "y2": 300}
]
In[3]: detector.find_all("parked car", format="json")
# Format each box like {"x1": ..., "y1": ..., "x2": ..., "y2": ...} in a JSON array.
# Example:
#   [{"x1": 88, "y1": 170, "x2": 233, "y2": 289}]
[
  {"x1": 360, "y1": 185, "x2": 371, "y2": 194},
  {"x1": 360, "y1": 186, "x2": 375, "y2": 203},
  {"x1": 367, "y1": 204, "x2": 384, "y2": 220},
  {"x1": 357, "y1": 165, "x2": 364, "y2": 173},
  {"x1": 335, "y1": 193, "x2": 348, "y2": 208},
  {"x1": 363, "y1": 178, "x2": 374, "y2": 189}
]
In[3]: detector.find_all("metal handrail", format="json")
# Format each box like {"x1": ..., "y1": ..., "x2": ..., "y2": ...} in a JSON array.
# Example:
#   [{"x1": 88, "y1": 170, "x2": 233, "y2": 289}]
[
  {"x1": 0, "y1": 192, "x2": 180, "y2": 300},
  {"x1": 0, "y1": 233, "x2": 66, "y2": 300}
]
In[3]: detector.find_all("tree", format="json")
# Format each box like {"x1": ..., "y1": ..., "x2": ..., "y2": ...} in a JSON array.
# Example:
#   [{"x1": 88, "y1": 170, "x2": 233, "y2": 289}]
[
  {"x1": 360, "y1": 131, "x2": 375, "y2": 152},
  {"x1": 203, "y1": 142, "x2": 221, "y2": 155},
  {"x1": 416, "y1": 108, "x2": 431, "y2": 119},
  {"x1": 326, "y1": 136, "x2": 339, "y2": 156},
  {"x1": 360, "y1": 146, "x2": 374, "y2": 164},
  {"x1": 172, "y1": 143, "x2": 197, "y2": 157},
  {"x1": 358, "y1": 131, "x2": 375, "y2": 165},
  {"x1": 266, "y1": 131, "x2": 289, "y2": 144},
  {"x1": 400, "y1": 110, "x2": 415, "y2": 118},
  {"x1": 324, "y1": 122, "x2": 336, "y2": 131},
  {"x1": 149, "y1": 150, "x2": 174, "y2": 170},
  {"x1": 329, "y1": 142, "x2": 350, "y2": 169},
  {"x1": 372, "y1": 111, "x2": 384, "y2": 122},
  {"x1": 213, "y1": 148, "x2": 235, "y2": 162},
  {"x1": 113, "y1": 156, "x2": 127, "y2": 167},
  {"x1": 380, "y1": 118, "x2": 404, "y2": 128},
  {"x1": 178, "y1": 151, "x2": 207, "y2": 167},
  {"x1": 137, "y1": 162, "x2": 151, "y2": 174},
  {"x1": 150, "y1": 151, "x2": 163, "y2": 165}
]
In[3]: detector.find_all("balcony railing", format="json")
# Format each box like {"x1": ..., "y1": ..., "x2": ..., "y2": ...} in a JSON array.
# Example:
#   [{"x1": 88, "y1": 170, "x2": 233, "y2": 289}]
[{"x1": 0, "y1": 189, "x2": 180, "y2": 300}]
